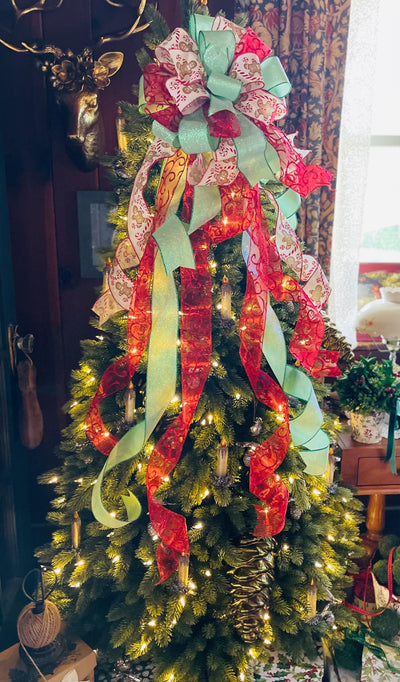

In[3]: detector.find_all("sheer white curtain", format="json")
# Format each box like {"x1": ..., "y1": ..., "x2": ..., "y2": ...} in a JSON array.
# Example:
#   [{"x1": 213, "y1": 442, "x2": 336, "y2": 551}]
[{"x1": 328, "y1": 0, "x2": 381, "y2": 347}]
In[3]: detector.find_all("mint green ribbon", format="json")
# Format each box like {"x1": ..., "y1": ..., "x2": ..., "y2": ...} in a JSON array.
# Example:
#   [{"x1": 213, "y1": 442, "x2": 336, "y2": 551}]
[
  {"x1": 261, "y1": 56, "x2": 292, "y2": 98},
  {"x1": 385, "y1": 397, "x2": 400, "y2": 475},
  {"x1": 275, "y1": 186, "x2": 301, "y2": 230},
  {"x1": 92, "y1": 251, "x2": 179, "y2": 527},
  {"x1": 153, "y1": 215, "x2": 196, "y2": 274},
  {"x1": 242, "y1": 232, "x2": 329, "y2": 475}
]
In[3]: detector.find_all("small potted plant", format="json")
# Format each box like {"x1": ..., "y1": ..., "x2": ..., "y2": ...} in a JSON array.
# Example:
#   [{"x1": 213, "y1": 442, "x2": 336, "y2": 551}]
[{"x1": 335, "y1": 356, "x2": 400, "y2": 443}]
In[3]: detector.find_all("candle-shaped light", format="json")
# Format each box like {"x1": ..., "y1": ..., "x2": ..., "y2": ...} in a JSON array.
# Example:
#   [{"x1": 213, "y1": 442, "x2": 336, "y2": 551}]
[
  {"x1": 124, "y1": 381, "x2": 136, "y2": 426},
  {"x1": 115, "y1": 106, "x2": 128, "y2": 153},
  {"x1": 102, "y1": 258, "x2": 112, "y2": 293},
  {"x1": 216, "y1": 439, "x2": 228, "y2": 477},
  {"x1": 307, "y1": 579, "x2": 317, "y2": 618},
  {"x1": 178, "y1": 554, "x2": 189, "y2": 589},
  {"x1": 325, "y1": 448, "x2": 335, "y2": 485},
  {"x1": 220, "y1": 276, "x2": 232, "y2": 320},
  {"x1": 71, "y1": 511, "x2": 81, "y2": 551}
]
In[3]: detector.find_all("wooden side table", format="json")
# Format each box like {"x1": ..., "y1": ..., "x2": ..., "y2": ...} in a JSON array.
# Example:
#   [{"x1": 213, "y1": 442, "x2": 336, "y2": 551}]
[{"x1": 338, "y1": 432, "x2": 400, "y2": 560}]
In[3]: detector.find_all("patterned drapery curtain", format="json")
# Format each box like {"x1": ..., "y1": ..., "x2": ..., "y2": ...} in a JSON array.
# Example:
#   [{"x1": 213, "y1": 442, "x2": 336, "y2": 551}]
[{"x1": 236, "y1": 0, "x2": 350, "y2": 276}]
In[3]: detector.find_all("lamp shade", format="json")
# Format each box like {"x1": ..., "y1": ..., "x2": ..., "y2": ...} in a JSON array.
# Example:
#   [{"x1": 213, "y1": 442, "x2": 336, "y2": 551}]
[{"x1": 356, "y1": 287, "x2": 400, "y2": 341}]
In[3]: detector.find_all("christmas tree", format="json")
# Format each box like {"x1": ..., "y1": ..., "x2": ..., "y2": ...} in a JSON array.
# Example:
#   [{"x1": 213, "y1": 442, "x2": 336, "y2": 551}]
[{"x1": 36, "y1": 6, "x2": 364, "y2": 682}]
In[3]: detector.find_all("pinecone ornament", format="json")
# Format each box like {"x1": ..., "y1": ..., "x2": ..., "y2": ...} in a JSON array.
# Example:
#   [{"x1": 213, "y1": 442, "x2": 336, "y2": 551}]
[
  {"x1": 321, "y1": 312, "x2": 354, "y2": 366},
  {"x1": 228, "y1": 536, "x2": 275, "y2": 642}
]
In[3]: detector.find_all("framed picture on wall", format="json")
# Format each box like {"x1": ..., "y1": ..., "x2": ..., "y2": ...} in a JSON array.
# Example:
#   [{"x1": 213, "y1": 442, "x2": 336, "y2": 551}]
[
  {"x1": 357, "y1": 262, "x2": 400, "y2": 346},
  {"x1": 77, "y1": 191, "x2": 115, "y2": 278}
]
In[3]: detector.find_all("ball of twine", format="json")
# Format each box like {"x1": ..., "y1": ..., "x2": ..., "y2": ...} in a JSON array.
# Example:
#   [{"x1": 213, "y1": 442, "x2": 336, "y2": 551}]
[{"x1": 17, "y1": 600, "x2": 61, "y2": 648}]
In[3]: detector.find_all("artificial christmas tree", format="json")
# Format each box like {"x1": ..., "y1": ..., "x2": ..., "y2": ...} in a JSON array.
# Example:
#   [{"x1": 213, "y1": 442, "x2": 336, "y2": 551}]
[{"x1": 36, "y1": 5, "x2": 364, "y2": 681}]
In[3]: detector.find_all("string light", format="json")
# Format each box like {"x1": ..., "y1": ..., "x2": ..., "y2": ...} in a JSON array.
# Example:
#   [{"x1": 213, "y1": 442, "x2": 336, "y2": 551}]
[
  {"x1": 74, "y1": 478, "x2": 83, "y2": 484},
  {"x1": 201, "y1": 418, "x2": 207, "y2": 425},
  {"x1": 288, "y1": 476, "x2": 294, "y2": 484},
  {"x1": 239, "y1": 674, "x2": 245, "y2": 681},
  {"x1": 263, "y1": 612, "x2": 270, "y2": 620},
  {"x1": 235, "y1": 392, "x2": 241, "y2": 399},
  {"x1": 248, "y1": 648, "x2": 256, "y2": 659},
  {"x1": 71, "y1": 401, "x2": 78, "y2": 407},
  {"x1": 312, "y1": 488, "x2": 321, "y2": 497},
  {"x1": 144, "y1": 560, "x2": 153, "y2": 566},
  {"x1": 193, "y1": 522, "x2": 203, "y2": 529},
  {"x1": 342, "y1": 497, "x2": 348, "y2": 503},
  {"x1": 203, "y1": 489, "x2": 210, "y2": 497},
  {"x1": 315, "y1": 561, "x2": 323, "y2": 568},
  {"x1": 212, "y1": 360, "x2": 218, "y2": 367},
  {"x1": 327, "y1": 534, "x2": 335, "y2": 542},
  {"x1": 107, "y1": 531, "x2": 114, "y2": 537},
  {"x1": 205, "y1": 569, "x2": 211, "y2": 577},
  {"x1": 49, "y1": 476, "x2": 58, "y2": 484},
  {"x1": 179, "y1": 596, "x2": 186, "y2": 607},
  {"x1": 54, "y1": 568, "x2": 62, "y2": 575},
  {"x1": 110, "y1": 512, "x2": 117, "y2": 518},
  {"x1": 207, "y1": 414, "x2": 213, "y2": 423},
  {"x1": 264, "y1": 638, "x2": 271, "y2": 645},
  {"x1": 282, "y1": 544, "x2": 289, "y2": 551},
  {"x1": 148, "y1": 620, "x2": 156, "y2": 627},
  {"x1": 75, "y1": 559, "x2": 84, "y2": 567},
  {"x1": 112, "y1": 555, "x2": 120, "y2": 563},
  {"x1": 188, "y1": 580, "x2": 196, "y2": 590},
  {"x1": 71, "y1": 582, "x2": 81, "y2": 588},
  {"x1": 171, "y1": 395, "x2": 179, "y2": 403}
]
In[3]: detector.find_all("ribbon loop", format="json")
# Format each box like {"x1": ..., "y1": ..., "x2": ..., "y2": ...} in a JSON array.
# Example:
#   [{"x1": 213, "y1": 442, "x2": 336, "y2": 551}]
[
  {"x1": 198, "y1": 29, "x2": 236, "y2": 75},
  {"x1": 261, "y1": 56, "x2": 292, "y2": 98}
]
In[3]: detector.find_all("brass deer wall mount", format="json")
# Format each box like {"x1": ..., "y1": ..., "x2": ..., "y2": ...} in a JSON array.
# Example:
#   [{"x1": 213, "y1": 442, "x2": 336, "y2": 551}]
[{"x1": 0, "y1": 0, "x2": 149, "y2": 172}]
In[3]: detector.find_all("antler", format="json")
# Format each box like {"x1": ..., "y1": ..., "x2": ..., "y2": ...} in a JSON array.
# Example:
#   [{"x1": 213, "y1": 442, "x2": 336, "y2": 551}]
[
  {"x1": 0, "y1": 0, "x2": 64, "y2": 52},
  {"x1": 97, "y1": 0, "x2": 149, "y2": 46}
]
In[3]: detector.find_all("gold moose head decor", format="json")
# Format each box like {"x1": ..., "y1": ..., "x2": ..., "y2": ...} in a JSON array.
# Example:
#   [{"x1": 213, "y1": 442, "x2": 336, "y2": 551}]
[{"x1": 0, "y1": 0, "x2": 148, "y2": 172}]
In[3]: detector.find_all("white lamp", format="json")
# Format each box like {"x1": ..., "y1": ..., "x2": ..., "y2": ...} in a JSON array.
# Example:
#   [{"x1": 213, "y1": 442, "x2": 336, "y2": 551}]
[{"x1": 356, "y1": 287, "x2": 400, "y2": 365}]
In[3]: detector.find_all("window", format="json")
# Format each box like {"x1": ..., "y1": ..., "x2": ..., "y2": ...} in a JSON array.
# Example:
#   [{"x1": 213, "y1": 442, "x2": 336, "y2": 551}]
[{"x1": 329, "y1": 0, "x2": 399, "y2": 346}]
